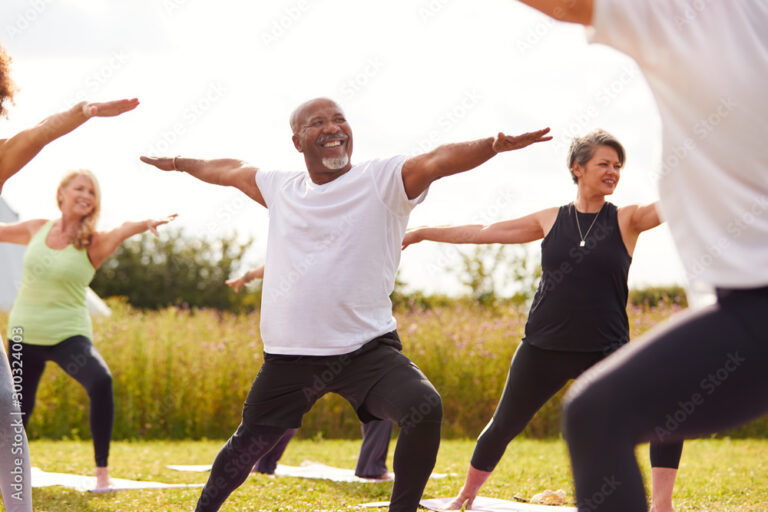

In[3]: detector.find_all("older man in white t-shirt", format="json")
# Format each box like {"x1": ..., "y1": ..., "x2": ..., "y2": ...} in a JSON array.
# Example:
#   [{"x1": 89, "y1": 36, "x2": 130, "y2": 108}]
[
  {"x1": 515, "y1": 1, "x2": 768, "y2": 511},
  {"x1": 141, "y1": 98, "x2": 550, "y2": 512}
]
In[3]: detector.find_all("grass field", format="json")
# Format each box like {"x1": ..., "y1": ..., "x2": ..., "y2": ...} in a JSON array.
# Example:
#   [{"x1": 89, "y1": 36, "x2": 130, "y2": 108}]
[
  {"x1": 3, "y1": 298, "x2": 767, "y2": 511},
  {"x1": 8, "y1": 438, "x2": 768, "y2": 512}
]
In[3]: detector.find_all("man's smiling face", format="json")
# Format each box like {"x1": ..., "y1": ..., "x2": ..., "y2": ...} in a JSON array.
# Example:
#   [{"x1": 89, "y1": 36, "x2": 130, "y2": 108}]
[{"x1": 291, "y1": 98, "x2": 354, "y2": 182}]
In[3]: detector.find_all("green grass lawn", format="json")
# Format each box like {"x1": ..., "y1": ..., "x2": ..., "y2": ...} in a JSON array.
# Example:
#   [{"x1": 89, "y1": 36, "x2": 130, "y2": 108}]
[{"x1": 8, "y1": 438, "x2": 768, "y2": 511}]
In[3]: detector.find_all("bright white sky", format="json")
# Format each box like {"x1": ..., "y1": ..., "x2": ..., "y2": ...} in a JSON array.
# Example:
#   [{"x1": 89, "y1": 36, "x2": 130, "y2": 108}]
[{"x1": 0, "y1": 0, "x2": 687, "y2": 295}]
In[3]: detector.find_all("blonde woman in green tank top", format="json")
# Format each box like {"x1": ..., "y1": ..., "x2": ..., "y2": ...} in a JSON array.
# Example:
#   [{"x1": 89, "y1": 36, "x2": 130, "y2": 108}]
[
  {"x1": 0, "y1": 169, "x2": 173, "y2": 490},
  {"x1": 1, "y1": 43, "x2": 138, "y2": 510}
]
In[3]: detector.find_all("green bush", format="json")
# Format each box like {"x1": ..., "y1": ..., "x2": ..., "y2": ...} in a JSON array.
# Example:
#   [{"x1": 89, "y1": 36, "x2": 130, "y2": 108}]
[
  {"x1": 90, "y1": 229, "x2": 260, "y2": 313},
  {"x1": 629, "y1": 285, "x2": 688, "y2": 308}
]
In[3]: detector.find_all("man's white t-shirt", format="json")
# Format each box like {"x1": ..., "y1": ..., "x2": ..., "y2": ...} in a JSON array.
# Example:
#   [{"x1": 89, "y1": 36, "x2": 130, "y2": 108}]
[
  {"x1": 255, "y1": 156, "x2": 426, "y2": 355},
  {"x1": 591, "y1": 0, "x2": 768, "y2": 288}
]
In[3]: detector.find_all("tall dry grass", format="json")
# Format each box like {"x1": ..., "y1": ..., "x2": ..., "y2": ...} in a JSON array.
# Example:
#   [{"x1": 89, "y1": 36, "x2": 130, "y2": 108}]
[{"x1": 5, "y1": 298, "x2": 764, "y2": 440}]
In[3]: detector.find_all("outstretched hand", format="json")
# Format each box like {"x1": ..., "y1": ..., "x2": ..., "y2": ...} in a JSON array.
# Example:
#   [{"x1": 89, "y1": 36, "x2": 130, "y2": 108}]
[
  {"x1": 226, "y1": 274, "x2": 250, "y2": 293},
  {"x1": 82, "y1": 98, "x2": 139, "y2": 118},
  {"x1": 492, "y1": 127, "x2": 552, "y2": 153},
  {"x1": 139, "y1": 156, "x2": 176, "y2": 172},
  {"x1": 401, "y1": 229, "x2": 424, "y2": 250},
  {"x1": 443, "y1": 495, "x2": 474, "y2": 511},
  {"x1": 227, "y1": 267, "x2": 264, "y2": 292},
  {"x1": 147, "y1": 214, "x2": 178, "y2": 236}
]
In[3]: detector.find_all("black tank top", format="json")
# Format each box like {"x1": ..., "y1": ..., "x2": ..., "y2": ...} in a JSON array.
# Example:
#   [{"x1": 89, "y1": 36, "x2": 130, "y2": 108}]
[{"x1": 524, "y1": 202, "x2": 631, "y2": 352}]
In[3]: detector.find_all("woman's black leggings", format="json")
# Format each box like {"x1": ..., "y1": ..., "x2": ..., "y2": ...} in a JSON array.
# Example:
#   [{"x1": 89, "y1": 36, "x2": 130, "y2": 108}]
[
  {"x1": 564, "y1": 286, "x2": 768, "y2": 511},
  {"x1": 17, "y1": 336, "x2": 113, "y2": 467},
  {"x1": 471, "y1": 341, "x2": 683, "y2": 472}
]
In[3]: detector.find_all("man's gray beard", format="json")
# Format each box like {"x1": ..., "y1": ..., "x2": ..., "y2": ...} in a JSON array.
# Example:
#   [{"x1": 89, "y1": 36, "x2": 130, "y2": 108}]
[{"x1": 322, "y1": 154, "x2": 349, "y2": 170}]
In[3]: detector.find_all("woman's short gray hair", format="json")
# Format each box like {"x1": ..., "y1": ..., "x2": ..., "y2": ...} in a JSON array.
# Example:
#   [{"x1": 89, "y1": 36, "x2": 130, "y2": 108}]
[{"x1": 567, "y1": 129, "x2": 626, "y2": 184}]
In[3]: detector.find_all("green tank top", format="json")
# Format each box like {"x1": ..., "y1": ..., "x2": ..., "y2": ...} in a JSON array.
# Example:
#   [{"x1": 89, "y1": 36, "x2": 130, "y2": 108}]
[{"x1": 7, "y1": 221, "x2": 95, "y2": 346}]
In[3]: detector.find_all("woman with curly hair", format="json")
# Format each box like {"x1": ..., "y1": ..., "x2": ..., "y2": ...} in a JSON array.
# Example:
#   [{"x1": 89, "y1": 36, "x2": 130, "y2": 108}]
[
  {"x1": 1, "y1": 44, "x2": 137, "y2": 508},
  {"x1": 0, "y1": 46, "x2": 19, "y2": 119}
]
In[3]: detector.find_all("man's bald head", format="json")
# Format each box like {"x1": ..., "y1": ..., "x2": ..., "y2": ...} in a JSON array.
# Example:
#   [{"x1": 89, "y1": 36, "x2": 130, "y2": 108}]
[
  {"x1": 289, "y1": 97, "x2": 353, "y2": 182},
  {"x1": 289, "y1": 97, "x2": 343, "y2": 134}
]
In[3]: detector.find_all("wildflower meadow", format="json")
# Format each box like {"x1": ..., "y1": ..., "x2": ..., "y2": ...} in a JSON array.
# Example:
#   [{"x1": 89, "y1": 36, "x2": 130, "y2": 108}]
[{"x1": 4, "y1": 297, "x2": 764, "y2": 442}]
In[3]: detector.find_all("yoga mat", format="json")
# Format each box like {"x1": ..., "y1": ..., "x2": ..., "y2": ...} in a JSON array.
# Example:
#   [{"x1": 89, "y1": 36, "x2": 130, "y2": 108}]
[
  {"x1": 31, "y1": 467, "x2": 204, "y2": 493},
  {"x1": 167, "y1": 461, "x2": 450, "y2": 483},
  {"x1": 361, "y1": 497, "x2": 576, "y2": 511},
  {"x1": 166, "y1": 464, "x2": 213, "y2": 472},
  {"x1": 276, "y1": 462, "x2": 393, "y2": 482}
]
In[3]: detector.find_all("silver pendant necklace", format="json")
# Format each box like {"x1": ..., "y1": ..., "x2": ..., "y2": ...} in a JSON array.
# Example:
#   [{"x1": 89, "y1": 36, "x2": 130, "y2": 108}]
[{"x1": 574, "y1": 202, "x2": 605, "y2": 247}]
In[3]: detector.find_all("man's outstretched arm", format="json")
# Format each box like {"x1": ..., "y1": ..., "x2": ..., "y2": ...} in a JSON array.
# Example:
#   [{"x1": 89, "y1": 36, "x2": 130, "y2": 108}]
[
  {"x1": 401, "y1": 128, "x2": 551, "y2": 199},
  {"x1": 139, "y1": 156, "x2": 266, "y2": 207},
  {"x1": 517, "y1": 0, "x2": 593, "y2": 25}
]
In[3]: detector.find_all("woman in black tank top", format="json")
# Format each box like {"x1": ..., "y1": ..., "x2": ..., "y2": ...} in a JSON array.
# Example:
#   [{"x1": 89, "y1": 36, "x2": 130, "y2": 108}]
[{"x1": 403, "y1": 129, "x2": 681, "y2": 512}]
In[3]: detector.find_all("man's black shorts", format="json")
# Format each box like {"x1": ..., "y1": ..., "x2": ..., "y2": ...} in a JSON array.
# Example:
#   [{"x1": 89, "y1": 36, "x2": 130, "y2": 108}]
[{"x1": 242, "y1": 330, "x2": 432, "y2": 428}]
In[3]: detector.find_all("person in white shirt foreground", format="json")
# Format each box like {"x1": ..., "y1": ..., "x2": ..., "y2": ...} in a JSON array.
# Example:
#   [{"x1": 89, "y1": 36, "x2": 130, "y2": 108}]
[{"x1": 512, "y1": 1, "x2": 768, "y2": 511}]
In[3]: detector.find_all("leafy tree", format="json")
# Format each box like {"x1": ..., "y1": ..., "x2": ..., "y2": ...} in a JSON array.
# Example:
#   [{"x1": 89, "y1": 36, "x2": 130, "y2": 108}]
[
  {"x1": 91, "y1": 229, "x2": 259, "y2": 312},
  {"x1": 454, "y1": 244, "x2": 541, "y2": 307}
]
